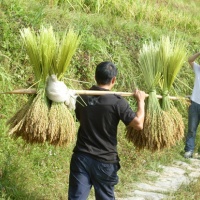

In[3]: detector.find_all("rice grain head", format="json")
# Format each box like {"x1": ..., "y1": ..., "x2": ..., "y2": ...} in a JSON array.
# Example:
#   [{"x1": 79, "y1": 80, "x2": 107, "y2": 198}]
[
  {"x1": 22, "y1": 90, "x2": 50, "y2": 143},
  {"x1": 48, "y1": 102, "x2": 76, "y2": 146}
]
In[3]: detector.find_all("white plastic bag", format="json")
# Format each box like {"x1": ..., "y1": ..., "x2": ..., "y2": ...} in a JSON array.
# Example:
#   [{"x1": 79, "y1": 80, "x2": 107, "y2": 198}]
[{"x1": 45, "y1": 74, "x2": 77, "y2": 110}]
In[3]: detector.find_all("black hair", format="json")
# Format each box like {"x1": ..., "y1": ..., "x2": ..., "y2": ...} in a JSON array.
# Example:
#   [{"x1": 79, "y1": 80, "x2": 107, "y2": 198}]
[{"x1": 95, "y1": 61, "x2": 118, "y2": 85}]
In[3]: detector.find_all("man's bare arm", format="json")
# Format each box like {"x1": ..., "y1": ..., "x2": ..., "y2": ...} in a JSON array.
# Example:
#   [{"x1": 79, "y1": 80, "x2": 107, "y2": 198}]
[
  {"x1": 128, "y1": 89, "x2": 146, "y2": 130},
  {"x1": 188, "y1": 52, "x2": 200, "y2": 67}
]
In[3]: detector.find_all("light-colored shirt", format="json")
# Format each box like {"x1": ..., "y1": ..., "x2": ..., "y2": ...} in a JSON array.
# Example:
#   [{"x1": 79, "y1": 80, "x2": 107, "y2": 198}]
[{"x1": 191, "y1": 62, "x2": 200, "y2": 104}]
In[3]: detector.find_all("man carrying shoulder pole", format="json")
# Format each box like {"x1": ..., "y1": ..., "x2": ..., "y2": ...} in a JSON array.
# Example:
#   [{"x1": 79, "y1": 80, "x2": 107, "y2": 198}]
[{"x1": 68, "y1": 61, "x2": 146, "y2": 200}]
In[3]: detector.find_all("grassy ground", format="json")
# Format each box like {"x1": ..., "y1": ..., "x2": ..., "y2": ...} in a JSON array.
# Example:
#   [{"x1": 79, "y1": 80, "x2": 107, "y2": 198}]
[
  {"x1": 1, "y1": 0, "x2": 200, "y2": 199},
  {"x1": 168, "y1": 178, "x2": 200, "y2": 200}
]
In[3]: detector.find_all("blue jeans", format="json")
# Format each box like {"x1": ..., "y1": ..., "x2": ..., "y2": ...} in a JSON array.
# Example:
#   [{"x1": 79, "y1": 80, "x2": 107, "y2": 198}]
[
  {"x1": 184, "y1": 101, "x2": 200, "y2": 152},
  {"x1": 68, "y1": 153, "x2": 120, "y2": 200}
]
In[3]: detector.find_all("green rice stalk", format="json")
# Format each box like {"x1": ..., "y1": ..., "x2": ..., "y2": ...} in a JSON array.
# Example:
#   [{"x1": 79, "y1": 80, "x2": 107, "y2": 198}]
[
  {"x1": 138, "y1": 40, "x2": 161, "y2": 91},
  {"x1": 126, "y1": 38, "x2": 183, "y2": 151},
  {"x1": 8, "y1": 26, "x2": 80, "y2": 146},
  {"x1": 167, "y1": 40, "x2": 186, "y2": 89},
  {"x1": 159, "y1": 36, "x2": 186, "y2": 111},
  {"x1": 20, "y1": 28, "x2": 41, "y2": 82},
  {"x1": 47, "y1": 28, "x2": 80, "y2": 145},
  {"x1": 55, "y1": 29, "x2": 81, "y2": 80},
  {"x1": 129, "y1": 39, "x2": 165, "y2": 151},
  {"x1": 126, "y1": 39, "x2": 162, "y2": 151},
  {"x1": 159, "y1": 36, "x2": 186, "y2": 144},
  {"x1": 46, "y1": 28, "x2": 80, "y2": 145},
  {"x1": 39, "y1": 26, "x2": 57, "y2": 82}
]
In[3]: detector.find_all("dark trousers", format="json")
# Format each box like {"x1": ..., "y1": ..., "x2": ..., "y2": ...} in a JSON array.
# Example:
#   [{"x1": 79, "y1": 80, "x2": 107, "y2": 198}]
[
  {"x1": 68, "y1": 153, "x2": 120, "y2": 200},
  {"x1": 185, "y1": 101, "x2": 200, "y2": 152}
]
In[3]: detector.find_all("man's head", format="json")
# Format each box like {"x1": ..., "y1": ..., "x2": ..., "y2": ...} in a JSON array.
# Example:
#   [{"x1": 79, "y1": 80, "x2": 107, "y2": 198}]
[{"x1": 95, "y1": 61, "x2": 118, "y2": 85}]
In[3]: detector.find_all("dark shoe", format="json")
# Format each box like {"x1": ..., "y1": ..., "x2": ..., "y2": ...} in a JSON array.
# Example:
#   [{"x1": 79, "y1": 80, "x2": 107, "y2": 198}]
[{"x1": 184, "y1": 151, "x2": 193, "y2": 158}]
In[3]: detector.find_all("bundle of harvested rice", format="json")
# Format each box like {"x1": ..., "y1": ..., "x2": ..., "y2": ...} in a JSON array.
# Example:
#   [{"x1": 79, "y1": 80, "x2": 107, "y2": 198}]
[
  {"x1": 126, "y1": 92, "x2": 170, "y2": 151},
  {"x1": 126, "y1": 40, "x2": 170, "y2": 151},
  {"x1": 159, "y1": 36, "x2": 186, "y2": 142},
  {"x1": 126, "y1": 37, "x2": 186, "y2": 151},
  {"x1": 7, "y1": 26, "x2": 80, "y2": 146},
  {"x1": 46, "y1": 75, "x2": 77, "y2": 146}
]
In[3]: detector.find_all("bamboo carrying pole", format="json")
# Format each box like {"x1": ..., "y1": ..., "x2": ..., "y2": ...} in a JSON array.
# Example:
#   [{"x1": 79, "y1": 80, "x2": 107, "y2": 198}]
[{"x1": 0, "y1": 88, "x2": 188, "y2": 100}]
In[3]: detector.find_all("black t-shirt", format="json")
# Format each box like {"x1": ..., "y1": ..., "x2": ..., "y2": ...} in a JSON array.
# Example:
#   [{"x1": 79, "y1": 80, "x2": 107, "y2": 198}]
[{"x1": 73, "y1": 85, "x2": 136, "y2": 163}]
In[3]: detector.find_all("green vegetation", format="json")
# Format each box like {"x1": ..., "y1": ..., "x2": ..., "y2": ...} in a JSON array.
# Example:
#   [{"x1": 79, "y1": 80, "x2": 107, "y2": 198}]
[{"x1": 0, "y1": 0, "x2": 200, "y2": 199}]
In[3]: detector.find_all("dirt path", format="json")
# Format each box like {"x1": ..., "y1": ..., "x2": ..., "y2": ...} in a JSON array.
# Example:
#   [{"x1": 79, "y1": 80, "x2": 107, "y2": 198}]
[{"x1": 117, "y1": 156, "x2": 200, "y2": 200}]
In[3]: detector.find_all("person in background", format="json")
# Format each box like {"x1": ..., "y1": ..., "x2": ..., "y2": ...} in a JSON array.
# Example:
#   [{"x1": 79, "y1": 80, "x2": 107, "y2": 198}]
[
  {"x1": 184, "y1": 52, "x2": 200, "y2": 158},
  {"x1": 68, "y1": 61, "x2": 146, "y2": 200}
]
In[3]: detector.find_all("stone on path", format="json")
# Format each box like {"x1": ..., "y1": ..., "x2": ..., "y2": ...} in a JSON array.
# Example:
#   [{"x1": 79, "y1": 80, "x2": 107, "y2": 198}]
[{"x1": 117, "y1": 158, "x2": 200, "y2": 200}]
